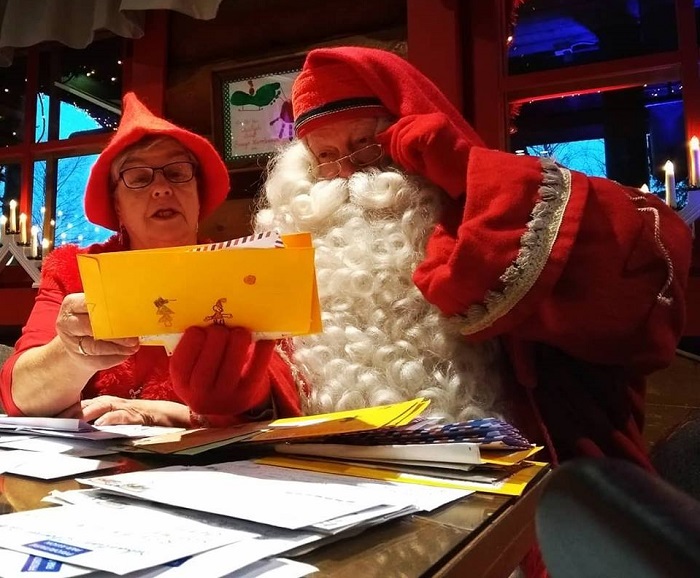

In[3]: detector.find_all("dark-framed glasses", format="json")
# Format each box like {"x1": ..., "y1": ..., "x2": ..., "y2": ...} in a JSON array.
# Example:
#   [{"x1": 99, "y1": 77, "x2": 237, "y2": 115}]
[
  {"x1": 313, "y1": 143, "x2": 383, "y2": 179},
  {"x1": 119, "y1": 161, "x2": 197, "y2": 189}
]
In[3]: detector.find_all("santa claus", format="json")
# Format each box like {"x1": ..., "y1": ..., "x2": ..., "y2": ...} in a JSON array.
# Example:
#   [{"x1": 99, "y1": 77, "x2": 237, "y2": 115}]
[{"x1": 254, "y1": 46, "x2": 692, "y2": 473}]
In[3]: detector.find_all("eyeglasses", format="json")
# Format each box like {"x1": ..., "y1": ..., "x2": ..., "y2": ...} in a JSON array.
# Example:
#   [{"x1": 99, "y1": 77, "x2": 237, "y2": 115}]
[
  {"x1": 313, "y1": 143, "x2": 383, "y2": 179},
  {"x1": 119, "y1": 161, "x2": 197, "y2": 190}
]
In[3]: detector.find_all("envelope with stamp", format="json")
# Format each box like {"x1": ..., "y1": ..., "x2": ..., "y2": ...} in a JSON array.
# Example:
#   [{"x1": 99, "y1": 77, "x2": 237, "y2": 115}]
[{"x1": 77, "y1": 232, "x2": 321, "y2": 350}]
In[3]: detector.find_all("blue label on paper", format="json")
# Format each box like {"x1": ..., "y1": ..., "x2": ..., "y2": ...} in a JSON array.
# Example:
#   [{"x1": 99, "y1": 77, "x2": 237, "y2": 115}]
[
  {"x1": 24, "y1": 540, "x2": 90, "y2": 558},
  {"x1": 165, "y1": 556, "x2": 192, "y2": 567},
  {"x1": 21, "y1": 555, "x2": 63, "y2": 572}
]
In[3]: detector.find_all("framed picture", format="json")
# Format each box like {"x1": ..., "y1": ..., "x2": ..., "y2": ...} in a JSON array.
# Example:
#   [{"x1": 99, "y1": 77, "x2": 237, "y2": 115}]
[{"x1": 212, "y1": 55, "x2": 305, "y2": 171}]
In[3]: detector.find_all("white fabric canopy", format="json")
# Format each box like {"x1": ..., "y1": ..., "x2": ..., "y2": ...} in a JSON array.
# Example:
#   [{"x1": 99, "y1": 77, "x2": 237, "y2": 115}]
[{"x1": 0, "y1": 0, "x2": 223, "y2": 66}]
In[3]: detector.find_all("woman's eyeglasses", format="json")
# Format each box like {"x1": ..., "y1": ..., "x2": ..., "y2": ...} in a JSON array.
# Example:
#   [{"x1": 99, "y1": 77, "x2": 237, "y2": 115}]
[
  {"x1": 313, "y1": 144, "x2": 383, "y2": 180},
  {"x1": 119, "y1": 161, "x2": 196, "y2": 189}
]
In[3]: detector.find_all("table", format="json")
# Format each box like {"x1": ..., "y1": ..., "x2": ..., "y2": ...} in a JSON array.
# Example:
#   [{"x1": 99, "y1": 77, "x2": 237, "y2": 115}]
[{"x1": 0, "y1": 451, "x2": 549, "y2": 578}]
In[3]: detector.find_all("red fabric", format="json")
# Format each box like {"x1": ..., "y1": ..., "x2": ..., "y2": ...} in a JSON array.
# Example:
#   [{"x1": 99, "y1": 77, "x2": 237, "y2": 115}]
[
  {"x1": 413, "y1": 148, "x2": 691, "y2": 470},
  {"x1": 415, "y1": 148, "x2": 691, "y2": 372},
  {"x1": 171, "y1": 325, "x2": 275, "y2": 415},
  {"x1": 291, "y1": 46, "x2": 484, "y2": 148},
  {"x1": 84, "y1": 92, "x2": 230, "y2": 231},
  {"x1": 376, "y1": 112, "x2": 476, "y2": 198},
  {"x1": 0, "y1": 236, "x2": 301, "y2": 422}
]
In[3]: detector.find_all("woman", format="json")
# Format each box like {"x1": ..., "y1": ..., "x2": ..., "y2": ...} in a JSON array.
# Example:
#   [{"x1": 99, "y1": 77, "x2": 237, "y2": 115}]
[{"x1": 0, "y1": 92, "x2": 300, "y2": 427}]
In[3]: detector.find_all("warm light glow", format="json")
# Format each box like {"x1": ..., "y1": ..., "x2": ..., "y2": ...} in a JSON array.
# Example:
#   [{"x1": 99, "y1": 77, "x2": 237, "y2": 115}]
[
  {"x1": 689, "y1": 136, "x2": 700, "y2": 187},
  {"x1": 18, "y1": 213, "x2": 27, "y2": 244},
  {"x1": 639, "y1": 184, "x2": 650, "y2": 193},
  {"x1": 8, "y1": 199, "x2": 17, "y2": 233},
  {"x1": 30, "y1": 225, "x2": 39, "y2": 258},
  {"x1": 664, "y1": 160, "x2": 677, "y2": 209}
]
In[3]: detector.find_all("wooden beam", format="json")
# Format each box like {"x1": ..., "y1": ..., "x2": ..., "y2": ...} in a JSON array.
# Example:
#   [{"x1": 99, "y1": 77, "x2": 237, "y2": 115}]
[
  {"x1": 124, "y1": 10, "x2": 169, "y2": 114},
  {"x1": 676, "y1": 0, "x2": 700, "y2": 140},
  {"x1": 407, "y1": 0, "x2": 464, "y2": 112},
  {"x1": 464, "y1": 0, "x2": 509, "y2": 150},
  {"x1": 506, "y1": 51, "x2": 681, "y2": 103}
]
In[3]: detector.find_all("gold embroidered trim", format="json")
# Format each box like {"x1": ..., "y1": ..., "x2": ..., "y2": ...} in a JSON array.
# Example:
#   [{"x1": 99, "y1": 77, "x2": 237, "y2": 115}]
[
  {"x1": 275, "y1": 342, "x2": 309, "y2": 399},
  {"x1": 460, "y1": 158, "x2": 572, "y2": 335}
]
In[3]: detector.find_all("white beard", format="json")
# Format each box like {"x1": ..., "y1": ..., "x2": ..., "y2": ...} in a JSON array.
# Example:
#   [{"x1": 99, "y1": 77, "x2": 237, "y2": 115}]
[{"x1": 256, "y1": 141, "x2": 506, "y2": 422}]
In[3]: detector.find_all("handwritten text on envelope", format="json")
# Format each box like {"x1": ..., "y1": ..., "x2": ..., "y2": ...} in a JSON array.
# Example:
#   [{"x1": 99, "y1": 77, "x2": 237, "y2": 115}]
[{"x1": 77, "y1": 233, "x2": 321, "y2": 340}]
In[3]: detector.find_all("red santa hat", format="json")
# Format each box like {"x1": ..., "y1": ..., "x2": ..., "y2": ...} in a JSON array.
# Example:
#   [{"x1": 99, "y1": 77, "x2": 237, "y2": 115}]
[
  {"x1": 292, "y1": 46, "x2": 484, "y2": 147},
  {"x1": 85, "y1": 92, "x2": 230, "y2": 231}
]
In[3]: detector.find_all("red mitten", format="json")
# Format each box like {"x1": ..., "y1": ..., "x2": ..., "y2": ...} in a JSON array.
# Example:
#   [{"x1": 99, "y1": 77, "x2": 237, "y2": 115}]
[
  {"x1": 376, "y1": 112, "x2": 474, "y2": 198},
  {"x1": 170, "y1": 325, "x2": 275, "y2": 416}
]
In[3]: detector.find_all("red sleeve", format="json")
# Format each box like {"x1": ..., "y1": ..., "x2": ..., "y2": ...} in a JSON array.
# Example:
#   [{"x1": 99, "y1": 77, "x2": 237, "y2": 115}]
[
  {"x1": 0, "y1": 247, "x2": 80, "y2": 415},
  {"x1": 194, "y1": 348, "x2": 301, "y2": 427},
  {"x1": 414, "y1": 148, "x2": 693, "y2": 374}
]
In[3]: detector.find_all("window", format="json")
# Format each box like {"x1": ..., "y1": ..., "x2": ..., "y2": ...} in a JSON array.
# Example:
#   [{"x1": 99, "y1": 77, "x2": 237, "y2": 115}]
[
  {"x1": 511, "y1": 82, "x2": 687, "y2": 192},
  {"x1": 509, "y1": 0, "x2": 678, "y2": 75},
  {"x1": 0, "y1": 37, "x2": 123, "y2": 249},
  {"x1": 504, "y1": 0, "x2": 696, "y2": 206}
]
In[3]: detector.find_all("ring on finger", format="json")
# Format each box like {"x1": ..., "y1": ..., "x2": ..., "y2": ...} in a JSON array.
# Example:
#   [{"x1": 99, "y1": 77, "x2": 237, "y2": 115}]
[{"x1": 77, "y1": 336, "x2": 89, "y2": 356}]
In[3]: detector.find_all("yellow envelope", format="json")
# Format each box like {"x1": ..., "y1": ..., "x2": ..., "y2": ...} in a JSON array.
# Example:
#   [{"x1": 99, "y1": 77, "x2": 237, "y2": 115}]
[
  {"x1": 256, "y1": 455, "x2": 550, "y2": 497},
  {"x1": 129, "y1": 397, "x2": 431, "y2": 455},
  {"x1": 77, "y1": 233, "x2": 321, "y2": 340}
]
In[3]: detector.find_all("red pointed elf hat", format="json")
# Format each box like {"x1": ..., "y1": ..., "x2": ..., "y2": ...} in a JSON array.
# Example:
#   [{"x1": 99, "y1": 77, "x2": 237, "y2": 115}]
[{"x1": 85, "y1": 92, "x2": 230, "y2": 231}]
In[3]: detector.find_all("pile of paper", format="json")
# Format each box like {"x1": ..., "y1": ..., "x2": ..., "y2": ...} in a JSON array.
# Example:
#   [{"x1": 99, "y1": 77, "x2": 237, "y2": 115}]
[
  {"x1": 268, "y1": 415, "x2": 546, "y2": 496},
  {"x1": 122, "y1": 399, "x2": 548, "y2": 497},
  {"x1": 0, "y1": 458, "x2": 473, "y2": 577},
  {"x1": 0, "y1": 418, "x2": 186, "y2": 480}
]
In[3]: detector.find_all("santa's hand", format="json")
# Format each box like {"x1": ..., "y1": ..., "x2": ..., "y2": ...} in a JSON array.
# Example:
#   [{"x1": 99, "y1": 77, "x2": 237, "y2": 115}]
[
  {"x1": 170, "y1": 325, "x2": 274, "y2": 416},
  {"x1": 376, "y1": 112, "x2": 474, "y2": 198}
]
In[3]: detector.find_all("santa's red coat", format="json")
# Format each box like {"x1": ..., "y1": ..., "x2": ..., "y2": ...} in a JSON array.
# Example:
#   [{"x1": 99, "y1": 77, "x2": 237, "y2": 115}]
[{"x1": 414, "y1": 148, "x2": 692, "y2": 469}]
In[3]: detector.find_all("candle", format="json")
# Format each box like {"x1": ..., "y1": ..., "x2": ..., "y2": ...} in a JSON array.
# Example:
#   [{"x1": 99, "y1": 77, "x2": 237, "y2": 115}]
[
  {"x1": 8, "y1": 200, "x2": 17, "y2": 233},
  {"x1": 48, "y1": 219, "x2": 55, "y2": 250},
  {"x1": 664, "y1": 160, "x2": 677, "y2": 209},
  {"x1": 18, "y1": 213, "x2": 27, "y2": 244},
  {"x1": 30, "y1": 225, "x2": 39, "y2": 258},
  {"x1": 690, "y1": 137, "x2": 700, "y2": 187},
  {"x1": 639, "y1": 184, "x2": 650, "y2": 193},
  {"x1": 0, "y1": 215, "x2": 6, "y2": 243},
  {"x1": 41, "y1": 238, "x2": 50, "y2": 259}
]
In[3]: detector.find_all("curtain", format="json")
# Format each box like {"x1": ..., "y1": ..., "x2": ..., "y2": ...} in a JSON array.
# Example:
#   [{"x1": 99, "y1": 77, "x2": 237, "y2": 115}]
[{"x1": 0, "y1": 0, "x2": 224, "y2": 66}]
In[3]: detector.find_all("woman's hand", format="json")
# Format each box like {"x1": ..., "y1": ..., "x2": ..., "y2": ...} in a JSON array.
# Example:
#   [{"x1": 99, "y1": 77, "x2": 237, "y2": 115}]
[
  {"x1": 56, "y1": 293, "x2": 140, "y2": 371},
  {"x1": 58, "y1": 395, "x2": 192, "y2": 427}
]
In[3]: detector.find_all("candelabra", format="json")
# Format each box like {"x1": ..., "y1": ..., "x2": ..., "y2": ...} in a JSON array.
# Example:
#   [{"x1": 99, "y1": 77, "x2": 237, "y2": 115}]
[{"x1": 0, "y1": 228, "x2": 44, "y2": 288}]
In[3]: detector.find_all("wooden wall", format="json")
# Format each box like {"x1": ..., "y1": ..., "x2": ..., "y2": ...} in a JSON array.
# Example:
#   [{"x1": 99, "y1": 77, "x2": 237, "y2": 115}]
[{"x1": 164, "y1": 0, "x2": 408, "y2": 241}]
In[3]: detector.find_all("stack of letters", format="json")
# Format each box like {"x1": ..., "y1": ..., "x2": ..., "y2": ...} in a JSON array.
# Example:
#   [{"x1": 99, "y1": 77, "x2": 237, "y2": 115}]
[{"x1": 0, "y1": 398, "x2": 547, "y2": 577}]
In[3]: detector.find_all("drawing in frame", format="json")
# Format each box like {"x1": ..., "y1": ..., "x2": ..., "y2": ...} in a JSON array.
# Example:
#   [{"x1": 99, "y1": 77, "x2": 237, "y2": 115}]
[{"x1": 212, "y1": 55, "x2": 305, "y2": 171}]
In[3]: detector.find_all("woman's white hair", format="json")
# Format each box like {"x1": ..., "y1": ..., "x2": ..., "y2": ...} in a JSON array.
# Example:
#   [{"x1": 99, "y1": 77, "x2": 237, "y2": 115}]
[{"x1": 256, "y1": 141, "x2": 506, "y2": 422}]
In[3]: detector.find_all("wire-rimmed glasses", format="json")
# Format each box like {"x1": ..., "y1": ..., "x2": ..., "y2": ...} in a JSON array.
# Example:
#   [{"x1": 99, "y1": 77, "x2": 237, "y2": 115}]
[
  {"x1": 119, "y1": 161, "x2": 197, "y2": 189},
  {"x1": 312, "y1": 143, "x2": 383, "y2": 179}
]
